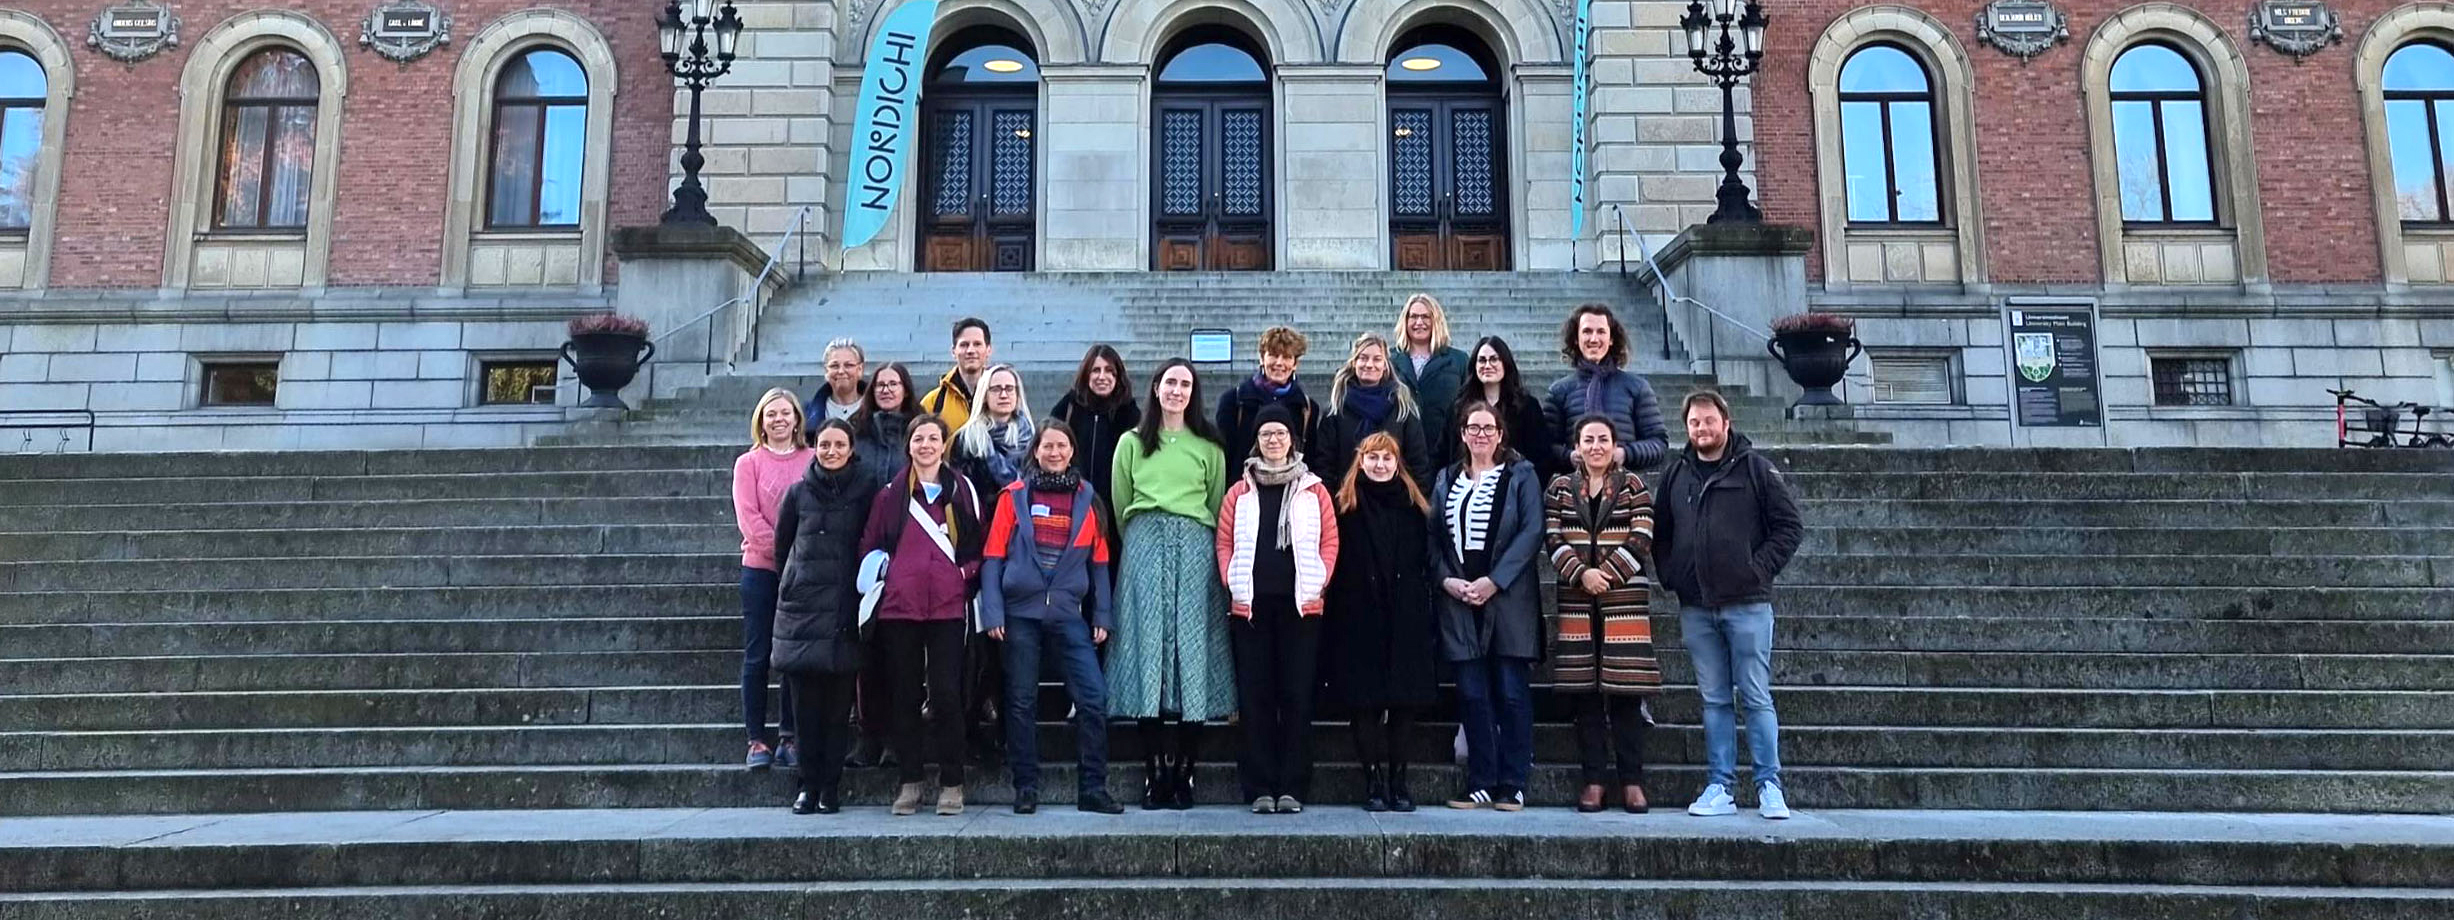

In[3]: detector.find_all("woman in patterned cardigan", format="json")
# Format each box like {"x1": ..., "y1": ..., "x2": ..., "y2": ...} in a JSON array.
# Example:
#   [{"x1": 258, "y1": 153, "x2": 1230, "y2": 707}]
[{"x1": 1546, "y1": 414, "x2": 1662, "y2": 814}]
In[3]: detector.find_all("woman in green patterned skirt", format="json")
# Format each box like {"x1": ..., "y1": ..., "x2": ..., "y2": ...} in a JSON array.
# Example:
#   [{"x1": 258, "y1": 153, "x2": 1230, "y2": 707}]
[{"x1": 1107, "y1": 358, "x2": 1233, "y2": 810}]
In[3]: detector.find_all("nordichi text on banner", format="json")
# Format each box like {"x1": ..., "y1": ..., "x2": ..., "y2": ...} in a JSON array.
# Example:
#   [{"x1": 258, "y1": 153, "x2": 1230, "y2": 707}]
[
  {"x1": 842, "y1": 0, "x2": 941, "y2": 250},
  {"x1": 1570, "y1": 0, "x2": 1590, "y2": 240}
]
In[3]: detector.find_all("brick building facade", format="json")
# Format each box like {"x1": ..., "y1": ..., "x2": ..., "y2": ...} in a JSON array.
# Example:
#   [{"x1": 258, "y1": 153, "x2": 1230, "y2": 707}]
[{"x1": 1751, "y1": 0, "x2": 2454, "y2": 444}]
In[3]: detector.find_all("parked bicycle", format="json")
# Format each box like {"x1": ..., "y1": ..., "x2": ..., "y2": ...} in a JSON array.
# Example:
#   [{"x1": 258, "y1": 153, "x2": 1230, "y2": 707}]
[{"x1": 2330, "y1": 388, "x2": 2454, "y2": 448}]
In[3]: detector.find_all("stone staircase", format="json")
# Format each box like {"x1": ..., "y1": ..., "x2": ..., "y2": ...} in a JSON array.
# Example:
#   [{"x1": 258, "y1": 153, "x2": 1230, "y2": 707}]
[
  {"x1": 545, "y1": 270, "x2": 1883, "y2": 446},
  {"x1": 3, "y1": 444, "x2": 2449, "y2": 915}
]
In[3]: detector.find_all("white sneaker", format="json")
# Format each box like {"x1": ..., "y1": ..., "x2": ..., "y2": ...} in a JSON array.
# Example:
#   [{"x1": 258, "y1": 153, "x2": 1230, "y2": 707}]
[
  {"x1": 1687, "y1": 783, "x2": 1737, "y2": 816},
  {"x1": 1758, "y1": 783, "x2": 1791, "y2": 820}
]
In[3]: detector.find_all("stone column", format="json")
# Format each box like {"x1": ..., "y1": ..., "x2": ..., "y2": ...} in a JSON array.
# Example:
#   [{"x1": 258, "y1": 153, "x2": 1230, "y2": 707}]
[
  {"x1": 609, "y1": 226, "x2": 783, "y2": 400},
  {"x1": 1280, "y1": 65, "x2": 1385, "y2": 270},
  {"x1": 1653, "y1": 223, "x2": 1810, "y2": 396},
  {"x1": 1517, "y1": 64, "x2": 1575, "y2": 270},
  {"x1": 1042, "y1": 65, "x2": 1148, "y2": 271},
  {"x1": 1586, "y1": 0, "x2": 1753, "y2": 268},
  {"x1": 681, "y1": 2, "x2": 839, "y2": 248}
]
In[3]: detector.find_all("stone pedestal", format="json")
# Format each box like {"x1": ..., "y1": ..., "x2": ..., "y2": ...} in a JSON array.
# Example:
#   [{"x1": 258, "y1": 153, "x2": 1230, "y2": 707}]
[
  {"x1": 608, "y1": 225, "x2": 780, "y2": 402},
  {"x1": 1650, "y1": 222, "x2": 1813, "y2": 399}
]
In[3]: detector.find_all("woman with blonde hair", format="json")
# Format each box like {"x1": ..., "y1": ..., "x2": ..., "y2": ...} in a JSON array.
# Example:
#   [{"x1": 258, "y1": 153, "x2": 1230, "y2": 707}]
[
  {"x1": 953, "y1": 364, "x2": 1036, "y2": 498},
  {"x1": 1311, "y1": 332, "x2": 1433, "y2": 490},
  {"x1": 732, "y1": 387, "x2": 811, "y2": 770},
  {"x1": 1325, "y1": 430, "x2": 1437, "y2": 812},
  {"x1": 1392, "y1": 293, "x2": 1469, "y2": 468}
]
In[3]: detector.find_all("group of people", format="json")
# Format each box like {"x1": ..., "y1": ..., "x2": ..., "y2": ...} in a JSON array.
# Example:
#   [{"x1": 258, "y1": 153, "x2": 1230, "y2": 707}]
[{"x1": 728, "y1": 296, "x2": 1805, "y2": 820}]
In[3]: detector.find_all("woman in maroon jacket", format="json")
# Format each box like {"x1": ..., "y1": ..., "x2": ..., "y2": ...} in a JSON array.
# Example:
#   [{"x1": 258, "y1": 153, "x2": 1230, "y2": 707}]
[{"x1": 858, "y1": 414, "x2": 985, "y2": 816}]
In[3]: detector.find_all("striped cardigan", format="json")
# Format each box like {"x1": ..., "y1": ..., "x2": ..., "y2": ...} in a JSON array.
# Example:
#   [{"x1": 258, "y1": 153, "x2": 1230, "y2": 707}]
[
  {"x1": 1543, "y1": 469, "x2": 1661, "y2": 694},
  {"x1": 1215, "y1": 473, "x2": 1340, "y2": 617}
]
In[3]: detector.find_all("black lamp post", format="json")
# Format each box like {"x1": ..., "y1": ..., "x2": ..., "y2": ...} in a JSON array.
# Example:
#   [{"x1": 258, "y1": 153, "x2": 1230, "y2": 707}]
[
  {"x1": 1681, "y1": 0, "x2": 1767, "y2": 224},
  {"x1": 658, "y1": 0, "x2": 745, "y2": 227}
]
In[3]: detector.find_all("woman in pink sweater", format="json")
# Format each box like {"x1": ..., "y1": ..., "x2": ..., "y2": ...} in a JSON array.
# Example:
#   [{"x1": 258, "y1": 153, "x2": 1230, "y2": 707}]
[{"x1": 734, "y1": 387, "x2": 812, "y2": 770}]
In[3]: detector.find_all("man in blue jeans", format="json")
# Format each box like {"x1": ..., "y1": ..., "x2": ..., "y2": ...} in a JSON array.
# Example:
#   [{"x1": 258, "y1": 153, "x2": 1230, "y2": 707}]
[{"x1": 1651, "y1": 390, "x2": 1804, "y2": 819}]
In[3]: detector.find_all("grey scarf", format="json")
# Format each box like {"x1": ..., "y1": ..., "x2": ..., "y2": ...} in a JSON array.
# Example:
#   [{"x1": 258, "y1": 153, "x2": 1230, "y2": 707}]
[{"x1": 1242, "y1": 451, "x2": 1309, "y2": 550}]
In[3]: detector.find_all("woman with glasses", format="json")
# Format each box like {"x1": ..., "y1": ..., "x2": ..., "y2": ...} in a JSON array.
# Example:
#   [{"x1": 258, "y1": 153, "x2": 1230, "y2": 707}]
[
  {"x1": 1432, "y1": 401, "x2": 1545, "y2": 812},
  {"x1": 1454, "y1": 336, "x2": 1554, "y2": 482}
]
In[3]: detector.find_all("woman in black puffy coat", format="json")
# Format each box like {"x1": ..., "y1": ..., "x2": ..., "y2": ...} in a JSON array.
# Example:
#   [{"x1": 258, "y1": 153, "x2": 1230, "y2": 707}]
[{"x1": 771, "y1": 418, "x2": 885, "y2": 814}]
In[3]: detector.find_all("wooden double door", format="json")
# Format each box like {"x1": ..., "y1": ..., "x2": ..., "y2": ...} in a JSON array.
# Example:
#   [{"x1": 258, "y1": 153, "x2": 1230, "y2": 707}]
[
  {"x1": 1152, "y1": 94, "x2": 1271, "y2": 271},
  {"x1": 1388, "y1": 95, "x2": 1508, "y2": 271},
  {"x1": 919, "y1": 93, "x2": 1035, "y2": 272}
]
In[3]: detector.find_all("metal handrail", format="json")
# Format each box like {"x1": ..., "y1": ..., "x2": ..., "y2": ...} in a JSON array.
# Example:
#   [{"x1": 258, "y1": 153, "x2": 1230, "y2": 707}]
[
  {"x1": 1608, "y1": 206, "x2": 1770, "y2": 381},
  {"x1": 646, "y1": 205, "x2": 815, "y2": 378},
  {"x1": 1, "y1": 408, "x2": 96, "y2": 453}
]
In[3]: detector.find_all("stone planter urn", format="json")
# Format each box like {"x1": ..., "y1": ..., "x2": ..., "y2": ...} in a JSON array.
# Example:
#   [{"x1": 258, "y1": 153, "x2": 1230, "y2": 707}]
[
  {"x1": 561, "y1": 314, "x2": 654, "y2": 409},
  {"x1": 1766, "y1": 313, "x2": 1861, "y2": 407}
]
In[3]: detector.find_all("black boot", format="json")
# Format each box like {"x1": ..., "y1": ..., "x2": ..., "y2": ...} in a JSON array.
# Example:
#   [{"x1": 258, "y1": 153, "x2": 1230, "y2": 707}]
[
  {"x1": 844, "y1": 735, "x2": 883, "y2": 769},
  {"x1": 1168, "y1": 754, "x2": 1196, "y2": 810},
  {"x1": 1140, "y1": 754, "x2": 1167, "y2": 811},
  {"x1": 1362, "y1": 765, "x2": 1390, "y2": 812},
  {"x1": 1388, "y1": 760, "x2": 1416, "y2": 813}
]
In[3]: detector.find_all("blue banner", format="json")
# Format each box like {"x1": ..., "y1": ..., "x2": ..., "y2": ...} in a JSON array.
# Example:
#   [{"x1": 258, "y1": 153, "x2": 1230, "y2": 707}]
[
  {"x1": 841, "y1": 0, "x2": 940, "y2": 250},
  {"x1": 1570, "y1": 0, "x2": 1590, "y2": 240}
]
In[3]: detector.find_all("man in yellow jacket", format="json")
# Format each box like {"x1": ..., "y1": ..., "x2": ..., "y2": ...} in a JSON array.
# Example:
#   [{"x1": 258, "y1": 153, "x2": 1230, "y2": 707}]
[{"x1": 921, "y1": 317, "x2": 993, "y2": 430}]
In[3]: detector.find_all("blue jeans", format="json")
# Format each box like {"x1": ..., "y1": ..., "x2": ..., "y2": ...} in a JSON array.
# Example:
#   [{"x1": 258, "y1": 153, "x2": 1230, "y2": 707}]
[
  {"x1": 1680, "y1": 602, "x2": 1780, "y2": 789},
  {"x1": 1003, "y1": 613, "x2": 1110, "y2": 797},
  {"x1": 740, "y1": 567, "x2": 795, "y2": 744},
  {"x1": 1453, "y1": 656, "x2": 1533, "y2": 792}
]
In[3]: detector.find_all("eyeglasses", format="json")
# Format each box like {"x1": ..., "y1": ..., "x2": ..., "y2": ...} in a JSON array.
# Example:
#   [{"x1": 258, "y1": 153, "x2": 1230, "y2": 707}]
[
  {"x1": 1462, "y1": 424, "x2": 1500, "y2": 435},
  {"x1": 1474, "y1": 355, "x2": 1503, "y2": 364},
  {"x1": 986, "y1": 385, "x2": 1019, "y2": 394}
]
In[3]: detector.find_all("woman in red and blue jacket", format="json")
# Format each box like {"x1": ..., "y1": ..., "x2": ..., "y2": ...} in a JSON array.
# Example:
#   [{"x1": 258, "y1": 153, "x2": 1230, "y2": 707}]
[{"x1": 979, "y1": 419, "x2": 1127, "y2": 816}]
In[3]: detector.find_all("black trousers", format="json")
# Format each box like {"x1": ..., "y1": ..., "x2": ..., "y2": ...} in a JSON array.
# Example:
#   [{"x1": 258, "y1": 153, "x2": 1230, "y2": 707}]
[
  {"x1": 877, "y1": 618, "x2": 967, "y2": 786},
  {"x1": 1230, "y1": 595, "x2": 1322, "y2": 801},
  {"x1": 855, "y1": 633, "x2": 891, "y2": 743},
  {"x1": 1351, "y1": 706, "x2": 1420, "y2": 772},
  {"x1": 1572, "y1": 693, "x2": 1651, "y2": 787},
  {"x1": 787, "y1": 671, "x2": 855, "y2": 795}
]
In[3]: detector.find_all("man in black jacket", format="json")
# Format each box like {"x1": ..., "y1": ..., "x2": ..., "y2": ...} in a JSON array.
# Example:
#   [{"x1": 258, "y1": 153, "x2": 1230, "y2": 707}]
[{"x1": 1651, "y1": 390, "x2": 1803, "y2": 821}]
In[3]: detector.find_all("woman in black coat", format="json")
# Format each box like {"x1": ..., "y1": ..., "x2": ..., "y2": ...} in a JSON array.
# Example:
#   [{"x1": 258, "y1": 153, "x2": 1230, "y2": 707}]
[
  {"x1": 1452, "y1": 336, "x2": 1554, "y2": 482},
  {"x1": 1311, "y1": 332, "x2": 1434, "y2": 489},
  {"x1": 1048, "y1": 344, "x2": 1142, "y2": 519},
  {"x1": 771, "y1": 418, "x2": 884, "y2": 814},
  {"x1": 1324, "y1": 430, "x2": 1437, "y2": 813}
]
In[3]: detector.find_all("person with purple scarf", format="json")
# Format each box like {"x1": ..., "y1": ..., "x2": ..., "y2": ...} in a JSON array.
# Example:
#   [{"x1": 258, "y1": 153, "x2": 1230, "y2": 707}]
[
  {"x1": 1215, "y1": 326, "x2": 1320, "y2": 469},
  {"x1": 1543, "y1": 304, "x2": 1669, "y2": 472}
]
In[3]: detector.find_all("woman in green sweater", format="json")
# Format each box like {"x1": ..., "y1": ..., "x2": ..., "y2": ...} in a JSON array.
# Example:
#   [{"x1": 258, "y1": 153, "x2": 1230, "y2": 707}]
[{"x1": 1107, "y1": 358, "x2": 1233, "y2": 811}]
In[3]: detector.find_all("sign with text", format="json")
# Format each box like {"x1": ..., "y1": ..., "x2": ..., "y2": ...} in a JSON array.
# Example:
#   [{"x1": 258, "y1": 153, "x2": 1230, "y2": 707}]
[
  {"x1": 87, "y1": 1, "x2": 181, "y2": 62},
  {"x1": 2004, "y1": 302, "x2": 2102, "y2": 428},
  {"x1": 2249, "y1": 1, "x2": 2341, "y2": 60},
  {"x1": 842, "y1": 0, "x2": 940, "y2": 250},
  {"x1": 1569, "y1": 0, "x2": 1590, "y2": 240},
  {"x1": 1975, "y1": 0, "x2": 2068, "y2": 62},
  {"x1": 360, "y1": 1, "x2": 451, "y2": 63}
]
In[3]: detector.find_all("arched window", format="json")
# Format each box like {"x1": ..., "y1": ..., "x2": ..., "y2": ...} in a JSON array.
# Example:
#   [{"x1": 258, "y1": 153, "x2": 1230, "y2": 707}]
[
  {"x1": 487, "y1": 48, "x2": 587, "y2": 228},
  {"x1": 1157, "y1": 36, "x2": 1267, "y2": 83},
  {"x1": 1838, "y1": 44, "x2": 1939, "y2": 224},
  {"x1": 2109, "y1": 43, "x2": 2215, "y2": 224},
  {"x1": 214, "y1": 47, "x2": 319, "y2": 230},
  {"x1": 0, "y1": 49, "x2": 43, "y2": 231},
  {"x1": 2385, "y1": 42, "x2": 2454, "y2": 226}
]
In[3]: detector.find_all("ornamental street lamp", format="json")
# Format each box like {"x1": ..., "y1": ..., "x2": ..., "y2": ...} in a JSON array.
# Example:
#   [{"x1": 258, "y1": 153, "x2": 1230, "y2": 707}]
[
  {"x1": 658, "y1": 0, "x2": 745, "y2": 226},
  {"x1": 1680, "y1": 0, "x2": 1767, "y2": 224}
]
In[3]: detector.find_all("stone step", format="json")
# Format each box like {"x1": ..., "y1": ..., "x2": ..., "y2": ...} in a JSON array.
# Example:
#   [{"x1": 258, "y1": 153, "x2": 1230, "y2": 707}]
[
  {"x1": 1778, "y1": 585, "x2": 2454, "y2": 621},
  {"x1": 0, "y1": 471, "x2": 728, "y2": 508},
  {"x1": 1769, "y1": 446, "x2": 2454, "y2": 474},
  {"x1": 0, "y1": 554, "x2": 736, "y2": 592},
  {"x1": 1806, "y1": 526, "x2": 2454, "y2": 557},
  {"x1": 6, "y1": 615, "x2": 2442, "y2": 660},
  {"x1": 0, "y1": 498, "x2": 734, "y2": 533},
  {"x1": 1784, "y1": 554, "x2": 2454, "y2": 589},
  {"x1": 7, "y1": 723, "x2": 2446, "y2": 772},
  {"x1": 11, "y1": 878, "x2": 2447, "y2": 920},
  {"x1": 6, "y1": 648, "x2": 2440, "y2": 695},
  {"x1": 0, "y1": 525, "x2": 736, "y2": 562},
  {"x1": 6, "y1": 808, "x2": 2444, "y2": 892},
  {"x1": 0, "y1": 585, "x2": 734, "y2": 626},
  {"x1": 1802, "y1": 499, "x2": 2454, "y2": 528},
  {"x1": 13, "y1": 686, "x2": 2441, "y2": 733},
  {"x1": 1784, "y1": 472, "x2": 2454, "y2": 501},
  {"x1": 1, "y1": 761, "x2": 2447, "y2": 815},
  {"x1": 0, "y1": 446, "x2": 741, "y2": 481}
]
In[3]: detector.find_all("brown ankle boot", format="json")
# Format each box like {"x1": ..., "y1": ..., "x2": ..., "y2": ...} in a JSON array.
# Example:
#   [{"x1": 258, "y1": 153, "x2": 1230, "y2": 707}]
[{"x1": 892, "y1": 781, "x2": 927, "y2": 816}]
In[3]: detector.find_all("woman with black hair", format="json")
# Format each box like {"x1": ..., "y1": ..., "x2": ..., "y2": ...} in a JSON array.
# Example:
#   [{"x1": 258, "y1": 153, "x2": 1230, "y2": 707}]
[
  {"x1": 1106, "y1": 358, "x2": 1234, "y2": 810},
  {"x1": 1454, "y1": 336, "x2": 1554, "y2": 481},
  {"x1": 770, "y1": 418, "x2": 883, "y2": 814},
  {"x1": 1433, "y1": 401, "x2": 1546, "y2": 813},
  {"x1": 1049, "y1": 344, "x2": 1142, "y2": 519}
]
